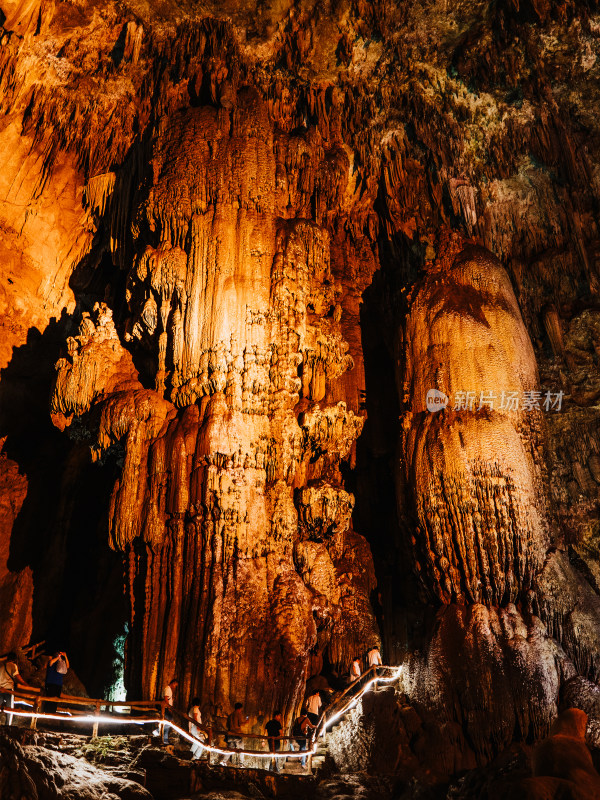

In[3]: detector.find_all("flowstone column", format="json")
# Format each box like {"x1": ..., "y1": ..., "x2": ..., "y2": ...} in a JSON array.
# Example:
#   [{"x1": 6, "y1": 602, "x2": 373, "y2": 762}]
[{"x1": 51, "y1": 92, "x2": 379, "y2": 718}]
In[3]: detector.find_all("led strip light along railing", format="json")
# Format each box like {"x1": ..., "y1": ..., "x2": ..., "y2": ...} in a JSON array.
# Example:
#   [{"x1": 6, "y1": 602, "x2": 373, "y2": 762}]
[
  {"x1": 313, "y1": 666, "x2": 403, "y2": 742},
  {"x1": 5, "y1": 666, "x2": 403, "y2": 764}
]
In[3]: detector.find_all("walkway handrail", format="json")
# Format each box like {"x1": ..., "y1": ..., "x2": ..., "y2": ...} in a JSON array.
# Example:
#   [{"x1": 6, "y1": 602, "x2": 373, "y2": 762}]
[
  {"x1": 170, "y1": 706, "x2": 303, "y2": 745},
  {"x1": 170, "y1": 707, "x2": 213, "y2": 742},
  {"x1": 1, "y1": 664, "x2": 403, "y2": 767},
  {"x1": 311, "y1": 665, "x2": 400, "y2": 745},
  {"x1": 12, "y1": 688, "x2": 165, "y2": 709},
  {"x1": 3, "y1": 691, "x2": 310, "y2": 754},
  {"x1": 0, "y1": 640, "x2": 46, "y2": 661}
]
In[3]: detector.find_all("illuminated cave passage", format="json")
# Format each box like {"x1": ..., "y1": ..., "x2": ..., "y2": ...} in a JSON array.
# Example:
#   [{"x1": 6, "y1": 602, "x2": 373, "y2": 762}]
[{"x1": 2, "y1": 1, "x2": 600, "y2": 798}]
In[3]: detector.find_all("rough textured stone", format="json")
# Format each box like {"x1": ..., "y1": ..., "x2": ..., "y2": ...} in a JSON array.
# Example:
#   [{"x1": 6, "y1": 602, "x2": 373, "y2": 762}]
[
  {"x1": 47, "y1": 84, "x2": 379, "y2": 719},
  {"x1": 399, "y1": 235, "x2": 549, "y2": 606},
  {"x1": 0, "y1": 730, "x2": 152, "y2": 800},
  {"x1": 2, "y1": 0, "x2": 600, "y2": 792}
]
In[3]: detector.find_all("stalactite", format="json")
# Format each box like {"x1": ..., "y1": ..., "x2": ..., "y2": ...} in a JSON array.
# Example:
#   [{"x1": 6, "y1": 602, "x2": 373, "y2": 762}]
[{"x1": 400, "y1": 234, "x2": 549, "y2": 605}]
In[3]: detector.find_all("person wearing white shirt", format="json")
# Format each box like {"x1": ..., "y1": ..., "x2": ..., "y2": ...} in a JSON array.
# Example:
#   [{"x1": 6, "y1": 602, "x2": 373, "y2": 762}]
[
  {"x1": 188, "y1": 696, "x2": 205, "y2": 759},
  {"x1": 0, "y1": 652, "x2": 34, "y2": 725},
  {"x1": 306, "y1": 691, "x2": 322, "y2": 725},
  {"x1": 368, "y1": 647, "x2": 382, "y2": 667}
]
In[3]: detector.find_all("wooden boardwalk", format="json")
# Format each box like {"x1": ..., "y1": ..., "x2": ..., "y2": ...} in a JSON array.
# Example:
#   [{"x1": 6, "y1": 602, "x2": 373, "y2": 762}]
[{"x1": 2, "y1": 664, "x2": 402, "y2": 772}]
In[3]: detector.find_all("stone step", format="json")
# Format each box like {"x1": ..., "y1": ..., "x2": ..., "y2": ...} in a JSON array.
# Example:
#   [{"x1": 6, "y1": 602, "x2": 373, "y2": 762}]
[{"x1": 280, "y1": 761, "x2": 308, "y2": 774}]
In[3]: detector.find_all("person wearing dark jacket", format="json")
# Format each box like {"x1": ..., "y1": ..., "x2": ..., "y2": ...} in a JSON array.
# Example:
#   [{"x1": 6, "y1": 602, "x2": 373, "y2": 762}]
[{"x1": 266, "y1": 711, "x2": 283, "y2": 773}]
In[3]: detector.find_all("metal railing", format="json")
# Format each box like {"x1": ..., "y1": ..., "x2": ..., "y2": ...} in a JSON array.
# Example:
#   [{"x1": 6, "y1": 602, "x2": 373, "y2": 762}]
[
  {"x1": 310, "y1": 666, "x2": 401, "y2": 747},
  {"x1": 1, "y1": 664, "x2": 402, "y2": 770}
]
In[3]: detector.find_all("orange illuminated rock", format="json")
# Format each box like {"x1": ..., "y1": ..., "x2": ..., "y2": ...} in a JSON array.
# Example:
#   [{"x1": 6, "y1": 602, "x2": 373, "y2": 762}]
[
  {"x1": 514, "y1": 709, "x2": 600, "y2": 800},
  {"x1": 2, "y1": 0, "x2": 600, "y2": 784},
  {"x1": 50, "y1": 93, "x2": 379, "y2": 717},
  {"x1": 400, "y1": 234, "x2": 549, "y2": 605}
]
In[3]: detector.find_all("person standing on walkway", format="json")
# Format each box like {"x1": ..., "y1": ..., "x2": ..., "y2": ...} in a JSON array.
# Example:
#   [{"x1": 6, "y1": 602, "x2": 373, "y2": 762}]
[
  {"x1": 188, "y1": 696, "x2": 205, "y2": 760},
  {"x1": 367, "y1": 647, "x2": 382, "y2": 667},
  {"x1": 0, "y1": 652, "x2": 34, "y2": 725},
  {"x1": 350, "y1": 657, "x2": 362, "y2": 681},
  {"x1": 266, "y1": 711, "x2": 283, "y2": 773},
  {"x1": 306, "y1": 690, "x2": 322, "y2": 725},
  {"x1": 161, "y1": 678, "x2": 178, "y2": 744},
  {"x1": 293, "y1": 711, "x2": 315, "y2": 768},
  {"x1": 222, "y1": 702, "x2": 248, "y2": 766},
  {"x1": 44, "y1": 651, "x2": 69, "y2": 714}
]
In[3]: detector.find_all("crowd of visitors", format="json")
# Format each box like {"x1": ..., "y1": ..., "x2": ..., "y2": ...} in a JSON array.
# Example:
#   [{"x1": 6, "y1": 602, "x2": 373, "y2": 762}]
[
  {"x1": 159, "y1": 645, "x2": 383, "y2": 772},
  {"x1": 0, "y1": 643, "x2": 383, "y2": 774},
  {"x1": 0, "y1": 650, "x2": 66, "y2": 724}
]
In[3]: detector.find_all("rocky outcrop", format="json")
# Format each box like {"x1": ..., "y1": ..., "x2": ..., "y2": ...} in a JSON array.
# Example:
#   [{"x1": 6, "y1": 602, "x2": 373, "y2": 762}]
[
  {"x1": 391, "y1": 233, "x2": 600, "y2": 768},
  {"x1": 0, "y1": 730, "x2": 152, "y2": 800},
  {"x1": 516, "y1": 709, "x2": 600, "y2": 800},
  {"x1": 402, "y1": 604, "x2": 573, "y2": 766}
]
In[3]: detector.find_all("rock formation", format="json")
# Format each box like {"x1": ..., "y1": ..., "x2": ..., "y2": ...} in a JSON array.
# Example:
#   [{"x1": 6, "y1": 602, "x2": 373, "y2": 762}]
[
  {"x1": 514, "y1": 708, "x2": 600, "y2": 800},
  {"x1": 399, "y1": 234, "x2": 549, "y2": 606},
  {"x1": 2, "y1": 0, "x2": 600, "y2": 790},
  {"x1": 0, "y1": 730, "x2": 152, "y2": 800},
  {"x1": 46, "y1": 90, "x2": 380, "y2": 717}
]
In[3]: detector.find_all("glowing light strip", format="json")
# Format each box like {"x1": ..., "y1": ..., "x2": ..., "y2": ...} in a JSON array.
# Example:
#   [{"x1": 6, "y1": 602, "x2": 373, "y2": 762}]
[
  {"x1": 7, "y1": 709, "x2": 307, "y2": 760},
  {"x1": 316, "y1": 667, "x2": 403, "y2": 739},
  {"x1": 6, "y1": 666, "x2": 403, "y2": 763}
]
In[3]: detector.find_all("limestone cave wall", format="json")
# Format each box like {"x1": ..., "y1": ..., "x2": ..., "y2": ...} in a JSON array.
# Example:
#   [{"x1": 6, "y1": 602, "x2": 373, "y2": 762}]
[{"x1": 1, "y1": 0, "x2": 600, "y2": 774}]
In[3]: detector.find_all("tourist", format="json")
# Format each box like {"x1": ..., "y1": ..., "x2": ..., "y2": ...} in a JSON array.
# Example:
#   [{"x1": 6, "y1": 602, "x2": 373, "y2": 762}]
[
  {"x1": 188, "y1": 696, "x2": 205, "y2": 760},
  {"x1": 43, "y1": 651, "x2": 69, "y2": 714},
  {"x1": 222, "y1": 701, "x2": 247, "y2": 766},
  {"x1": 0, "y1": 652, "x2": 34, "y2": 725},
  {"x1": 350, "y1": 657, "x2": 362, "y2": 680},
  {"x1": 306, "y1": 690, "x2": 322, "y2": 725},
  {"x1": 161, "y1": 678, "x2": 178, "y2": 744},
  {"x1": 293, "y1": 710, "x2": 315, "y2": 767},
  {"x1": 368, "y1": 646, "x2": 382, "y2": 667},
  {"x1": 266, "y1": 711, "x2": 283, "y2": 773}
]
